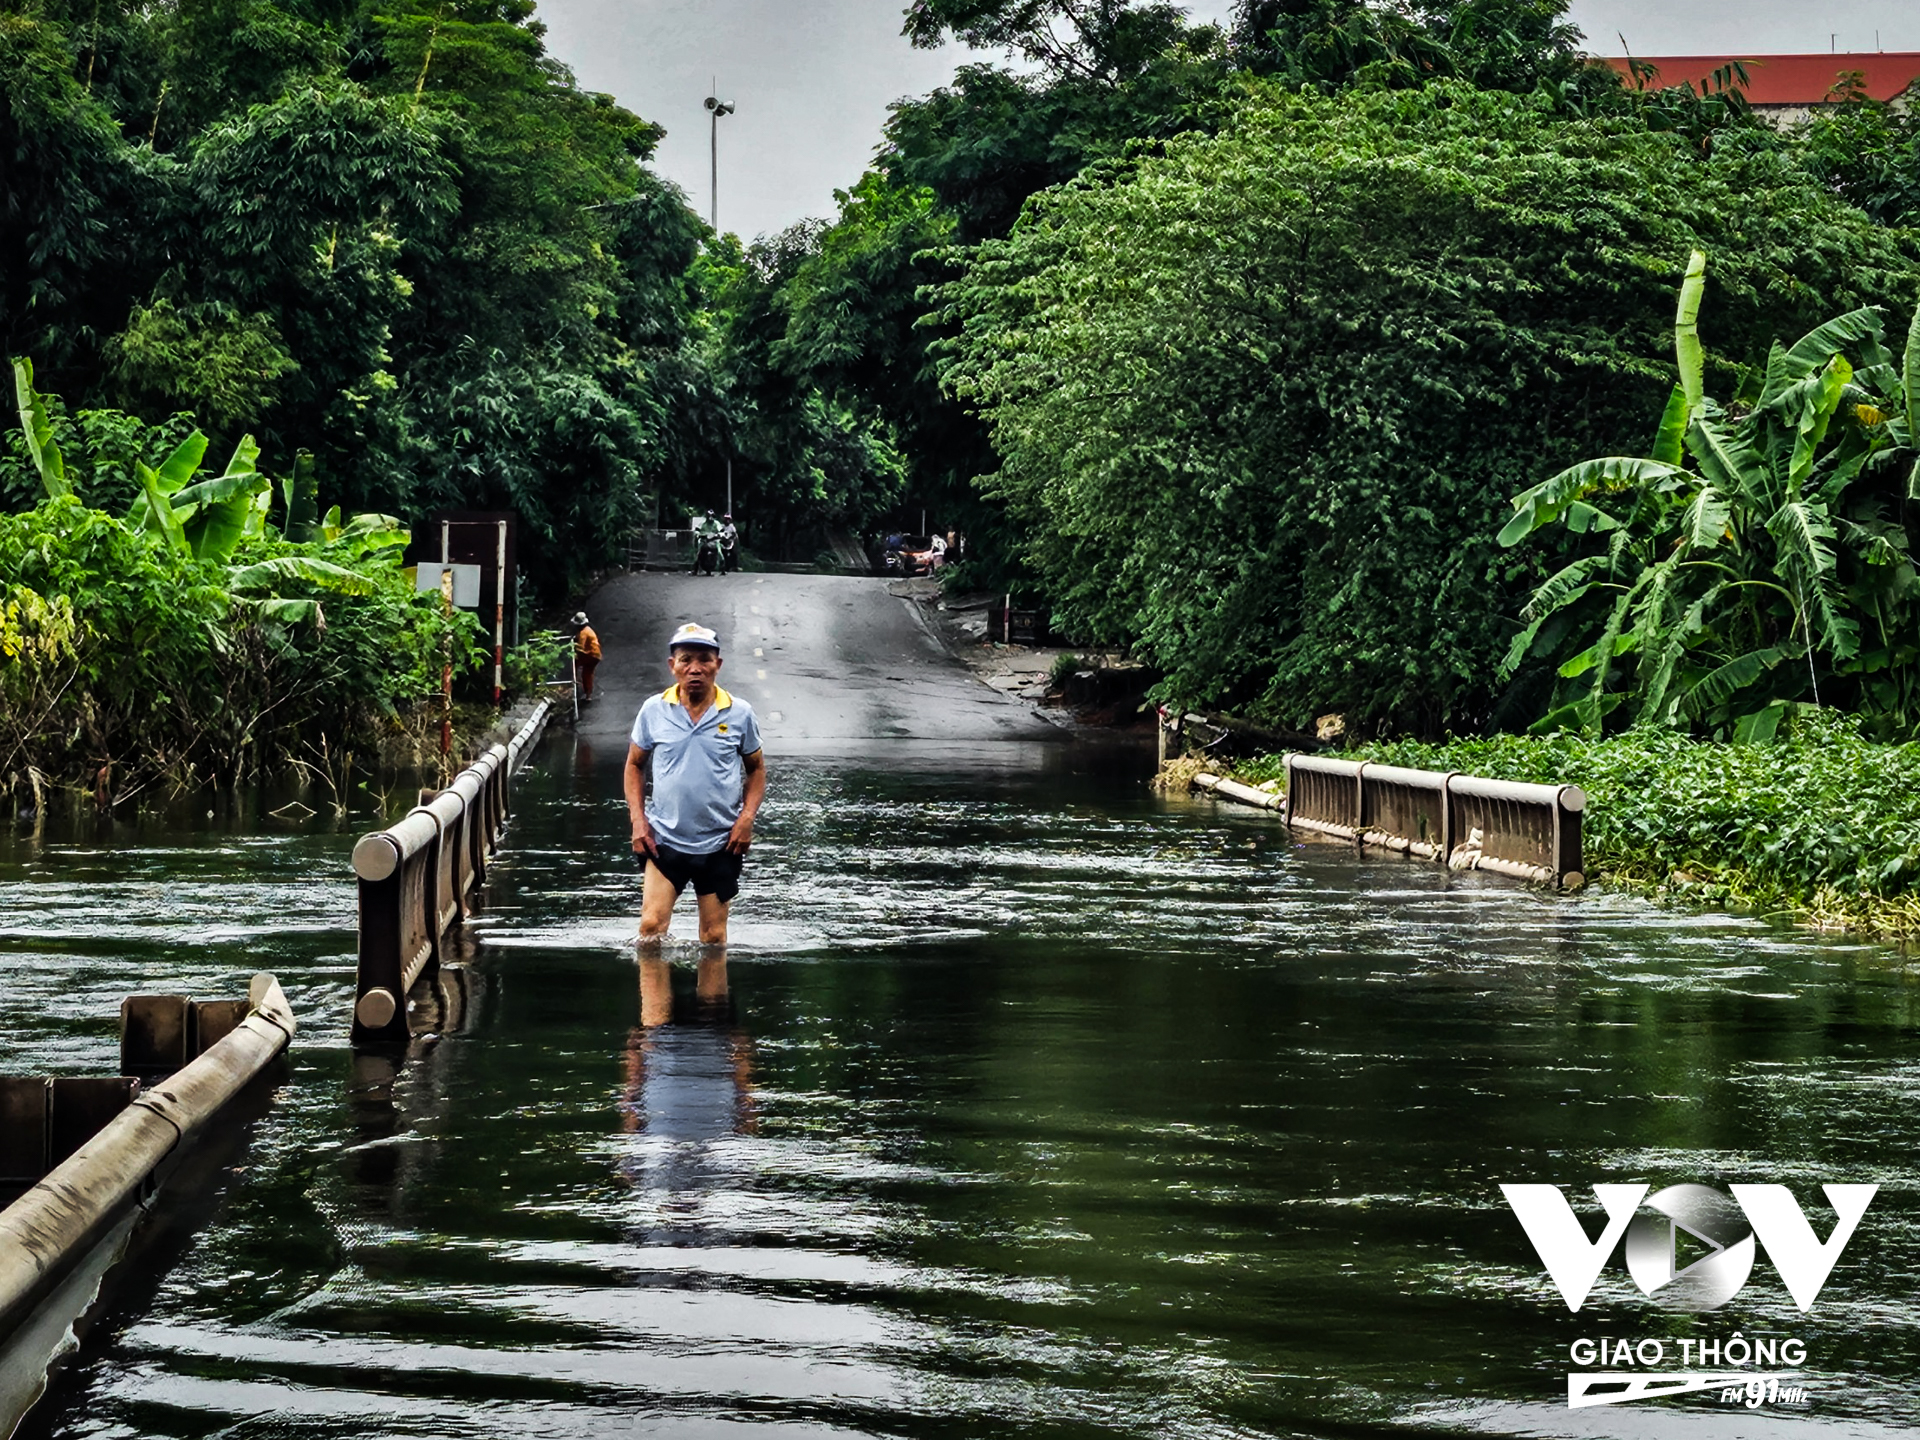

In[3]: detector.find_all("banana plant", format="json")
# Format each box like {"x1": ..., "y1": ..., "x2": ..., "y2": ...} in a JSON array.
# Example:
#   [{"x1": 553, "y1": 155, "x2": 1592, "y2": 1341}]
[
  {"x1": 124, "y1": 431, "x2": 276, "y2": 564},
  {"x1": 1499, "y1": 251, "x2": 1920, "y2": 738},
  {"x1": 10, "y1": 360, "x2": 401, "y2": 625}
]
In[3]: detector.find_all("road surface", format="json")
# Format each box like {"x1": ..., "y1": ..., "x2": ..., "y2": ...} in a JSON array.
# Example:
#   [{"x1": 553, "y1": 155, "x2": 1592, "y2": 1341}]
[{"x1": 572, "y1": 571, "x2": 1061, "y2": 754}]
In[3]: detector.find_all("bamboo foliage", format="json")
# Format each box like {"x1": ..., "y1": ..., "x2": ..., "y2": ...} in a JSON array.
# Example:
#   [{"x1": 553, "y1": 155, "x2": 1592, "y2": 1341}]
[{"x1": 1500, "y1": 252, "x2": 1920, "y2": 737}]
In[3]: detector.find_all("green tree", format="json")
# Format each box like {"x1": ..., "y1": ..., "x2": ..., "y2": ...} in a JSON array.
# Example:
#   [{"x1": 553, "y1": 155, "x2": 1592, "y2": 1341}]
[{"x1": 935, "y1": 83, "x2": 1917, "y2": 735}]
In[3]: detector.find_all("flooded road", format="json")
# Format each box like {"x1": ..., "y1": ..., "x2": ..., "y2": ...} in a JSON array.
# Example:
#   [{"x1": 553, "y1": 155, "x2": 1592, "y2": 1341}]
[{"x1": 3, "y1": 725, "x2": 1919, "y2": 1439}]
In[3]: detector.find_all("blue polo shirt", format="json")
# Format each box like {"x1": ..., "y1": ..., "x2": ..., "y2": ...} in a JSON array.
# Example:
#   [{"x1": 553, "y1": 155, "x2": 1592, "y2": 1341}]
[{"x1": 630, "y1": 684, "x2": 763, "y2": 853}]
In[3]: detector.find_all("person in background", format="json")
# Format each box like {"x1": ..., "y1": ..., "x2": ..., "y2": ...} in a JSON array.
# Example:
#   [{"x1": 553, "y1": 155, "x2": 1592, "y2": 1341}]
[
  {"x1": 927, "y1": 531, "x2": 947, "y2": 570},
  {"x1": 719, "y1": 514, "x2": 738, "y2": 574},
  {"x1": 572, "y1": 611, "x2": 601, "y2": 701}
]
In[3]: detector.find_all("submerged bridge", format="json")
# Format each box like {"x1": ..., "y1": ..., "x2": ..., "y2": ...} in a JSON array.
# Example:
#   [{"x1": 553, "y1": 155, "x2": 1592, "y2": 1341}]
[{"x1": 0, "y1": 569, "x2": 1611, "y2": 1438}]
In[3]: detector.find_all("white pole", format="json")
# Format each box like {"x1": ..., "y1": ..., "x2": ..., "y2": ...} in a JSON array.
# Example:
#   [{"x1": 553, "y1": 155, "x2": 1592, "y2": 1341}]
[{"x1": 492, "y1": 520, "x2": 506, "y2": 705}]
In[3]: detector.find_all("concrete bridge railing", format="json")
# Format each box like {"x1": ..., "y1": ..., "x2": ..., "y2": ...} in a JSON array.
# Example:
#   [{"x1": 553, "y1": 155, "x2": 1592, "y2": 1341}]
[
  {"x1": 349, "y1": 701, "x2": 552, "y2": 1044},
  {"x1": 1281, "y1": 754, "x2": 1584, "y2": 888},
  {"x1": 1195, "y1": 755, "x2": 1585, "y2": 889}
]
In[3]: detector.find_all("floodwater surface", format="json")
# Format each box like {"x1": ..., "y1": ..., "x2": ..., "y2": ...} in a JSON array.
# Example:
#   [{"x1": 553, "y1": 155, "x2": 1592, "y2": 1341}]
[{"x1": 1, "y1": 733, "x2": 1917, "y2": 1440}]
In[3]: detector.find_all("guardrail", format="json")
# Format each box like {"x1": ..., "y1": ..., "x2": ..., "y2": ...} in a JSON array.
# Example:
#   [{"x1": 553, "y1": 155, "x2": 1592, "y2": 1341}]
[
  {"x1": 0, "y1": 975, "x2": 295, "y2": 1432},
  {"x1": 350, "y1": 700, "x2": 552, "y2": 1045},
  {"x1": 1191, "y1": 755, "x2": 1585, "y2": 888},
  {"x1": 1278, "y1": 755, "x2": 1584, "y2": 888}
]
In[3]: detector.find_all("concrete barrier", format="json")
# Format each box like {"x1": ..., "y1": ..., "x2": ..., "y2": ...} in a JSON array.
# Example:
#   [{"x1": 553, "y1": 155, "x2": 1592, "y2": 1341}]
[
  {"x1": 351, "y1": 701, "x2": 551, "y2": 1044},
  {"x1": 0, "y1": 975, "x2": 296, "y2": 1434}
]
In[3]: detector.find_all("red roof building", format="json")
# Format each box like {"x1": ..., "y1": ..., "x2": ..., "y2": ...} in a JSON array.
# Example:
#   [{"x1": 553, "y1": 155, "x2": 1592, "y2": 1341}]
[{"x1": 1600, "y1": 52, "x2": 1920, "y2": 109}]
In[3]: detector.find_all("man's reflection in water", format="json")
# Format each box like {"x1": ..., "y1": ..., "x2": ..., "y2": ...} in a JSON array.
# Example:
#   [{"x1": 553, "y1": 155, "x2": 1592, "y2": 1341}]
[{"x1": 619, "y1": 953, "x2": 756, "y2": 1228}]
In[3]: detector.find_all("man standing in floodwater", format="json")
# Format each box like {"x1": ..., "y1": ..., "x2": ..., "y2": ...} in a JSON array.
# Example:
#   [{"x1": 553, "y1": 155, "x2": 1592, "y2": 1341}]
[{"x1": 625, "y1": 622, "x2": 767, "y2": 945}]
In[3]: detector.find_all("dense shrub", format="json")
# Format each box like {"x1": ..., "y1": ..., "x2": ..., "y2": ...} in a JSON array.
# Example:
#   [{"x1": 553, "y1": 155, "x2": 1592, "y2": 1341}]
[{"x1": 0, "y1": 497, "x2": 481, "y2": 798}]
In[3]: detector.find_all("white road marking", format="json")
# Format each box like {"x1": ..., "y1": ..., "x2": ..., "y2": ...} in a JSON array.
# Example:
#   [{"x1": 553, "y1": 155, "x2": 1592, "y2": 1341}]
[
  {"x1": 770, "y1": 711, "x2": 784, "y2": 722},
  {"x1": 754, "y1": 647, "x2": 764, "y2": 657},
  {"x1": 756, "y1": 668, "x2": 767, "y2": 679},
  {"x1": 751, "y1": 605, "x2": 763, "y2": 614}
]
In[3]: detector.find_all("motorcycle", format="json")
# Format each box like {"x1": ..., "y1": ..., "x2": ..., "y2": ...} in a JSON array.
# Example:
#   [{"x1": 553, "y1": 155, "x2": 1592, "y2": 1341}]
[{"x1": 691, "y1": 532, "x2": 721, "y2": 576}]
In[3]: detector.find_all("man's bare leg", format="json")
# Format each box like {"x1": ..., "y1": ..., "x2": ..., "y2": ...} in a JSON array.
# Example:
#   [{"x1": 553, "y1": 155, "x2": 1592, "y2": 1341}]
[
  {"x1": 696, "y1": 892, "x2": 730, "y2": 947},
  {"x1": 695, "y1": 951, "x2": 729, "y2": 1005},
  {"x1": 639, "y1": 862, "x2": 679, "y2": 941}
]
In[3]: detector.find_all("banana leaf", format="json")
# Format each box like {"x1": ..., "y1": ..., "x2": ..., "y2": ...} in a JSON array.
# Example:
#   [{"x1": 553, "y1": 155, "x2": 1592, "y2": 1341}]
[
  {"x1": 247, "y1": 597, "x2": 323, "y2": 626},
  {"x1": 174, "y1": 464, "x2": 270, "y2": 563},
  {"x1": 1768, "y1": 499, "x2": 1860, "y2": 660},
  {"x1": 1685, "y1": 413, "x2": 1770, "y2": 509},
  {"x1": 1558, "y1": 620, "x2": 1639, "y2": 678},
  {"x1": 125, "y1": 431, "x2": 212, "y2": 534},
  {"x1": 1650, "y1": 384, "x2": 1689, "y2": 466},
  {"x1": 1732, "y1": 700, "x2": 1788, "y2": 744},
  {"x1": 1810, "y1": 419, "x2": 1884, "y2": 505},
  {"x1": 1679, "y1": 644, "x2": 1794, "y2": 719},
  {"x1": 11, "y1": 358, "x2": 68, "y2": 500},
  {"x1": 1519, "y1": 553, "x2": 1617, "y2": 623},
  {"x1": 1526, "y1": 691, "x2": 1624, "y2": 736},
  {"x1": 1674, "y1": 250, "x2": 1706, "y2": 411},
  {"x1": 134, "y1": 461, "x2": 190, "y2": 557},
  {"x1": 1637, "y1": 578, "x2": 1731, "y2": 724},
  {"x1": 1906, "y1": 296, "x2": 1920, "y2": 443},
  {"x1": 324, "y1": 512, "x2": 411, "y2": 563},
  {"x1": 1779, "y1": 305, "x2": 1885, "y2": 379},
  {"x1": 1757, "y1": 341, "x2": 1792, "y2": 413},
  {"x1": 281, "y1": 451, "x2": 319, "y2": 542},
  {"x1": 1498, "y1": 457, "x2": 1676, "y2": 547},
  {"x1": 1678, "y1": 483, "x2": 1730, "y2": 551},
  {"x1": 227, "y1": 555, "x2": 377, "y2": 596},
  {"x1": 1503, "y1": 553, "x2": 1619, "y2": 674},
  {"x1": 1784, "y1": 357, "x2": 1851, "y2": 497}
]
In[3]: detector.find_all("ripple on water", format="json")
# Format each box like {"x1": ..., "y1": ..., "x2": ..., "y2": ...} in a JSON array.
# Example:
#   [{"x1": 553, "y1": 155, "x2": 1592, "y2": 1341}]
[{"x1": 3, "y1": 751, "x2": 1919, "y2": 1437}]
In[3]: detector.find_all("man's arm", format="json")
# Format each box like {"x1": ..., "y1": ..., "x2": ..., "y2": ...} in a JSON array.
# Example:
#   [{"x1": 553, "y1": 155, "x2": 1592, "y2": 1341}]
[
  {"x1": 726, "y1": 748, "x2": 766, "y2": 856},
  {"x1": 625, "y1": 742, "x2": 657, "y2": 856}
]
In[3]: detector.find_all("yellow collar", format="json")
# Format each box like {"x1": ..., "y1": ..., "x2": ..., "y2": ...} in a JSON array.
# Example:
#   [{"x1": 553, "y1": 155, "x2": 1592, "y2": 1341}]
[{"x1": 662, "y1": 683, "x2": 732, "y2": 710}]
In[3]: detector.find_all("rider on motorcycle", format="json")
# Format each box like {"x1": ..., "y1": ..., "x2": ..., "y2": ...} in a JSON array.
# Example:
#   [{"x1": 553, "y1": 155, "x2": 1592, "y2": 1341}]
[
  {"x1": 719, "y1": 514, "x2": 738, "y2": 574},
  {"x1": 690, "y1": 509, "x2": 723, "y2": 576}
]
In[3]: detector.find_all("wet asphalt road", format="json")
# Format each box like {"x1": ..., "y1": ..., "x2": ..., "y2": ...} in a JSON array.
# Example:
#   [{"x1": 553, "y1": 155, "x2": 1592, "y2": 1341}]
[{"x1": 571, "y1": 570, "x2": 1063, "y2": 755}]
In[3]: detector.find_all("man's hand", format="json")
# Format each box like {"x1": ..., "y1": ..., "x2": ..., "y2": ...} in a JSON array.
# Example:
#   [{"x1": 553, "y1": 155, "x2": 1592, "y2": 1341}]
[
  {"x1": 632, "y1": 823, "x2": 658, "y2": 859},
  {"x1": 724, "y1": 815, "x2": 754, "y2": 856}
]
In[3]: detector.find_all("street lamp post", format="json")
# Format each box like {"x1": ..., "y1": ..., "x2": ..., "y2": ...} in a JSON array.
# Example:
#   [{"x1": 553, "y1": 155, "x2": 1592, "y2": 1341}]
[
  {"x1": 703, "y1": 90, "x2": 734, "y2": 231},
  {"x1": 706, "y1": 87, "x2": 735, "y2": 526}
]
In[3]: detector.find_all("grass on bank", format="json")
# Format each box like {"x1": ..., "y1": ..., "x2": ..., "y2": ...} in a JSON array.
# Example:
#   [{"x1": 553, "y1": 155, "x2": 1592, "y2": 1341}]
[{"x1": 1216, "y1": 710, "x2": 1920, "y2": 940}]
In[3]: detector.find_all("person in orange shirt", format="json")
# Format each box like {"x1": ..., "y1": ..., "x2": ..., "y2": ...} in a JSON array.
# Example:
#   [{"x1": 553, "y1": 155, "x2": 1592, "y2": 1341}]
[{"x1": 572, "y1": 611, "x2": 602, "y2": 700}]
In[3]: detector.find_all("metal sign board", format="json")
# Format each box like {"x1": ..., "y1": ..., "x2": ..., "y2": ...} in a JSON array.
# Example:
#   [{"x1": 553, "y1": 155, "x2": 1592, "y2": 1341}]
[{"x1": 414, "y1": 563, "x2": 482, "y2": 608}]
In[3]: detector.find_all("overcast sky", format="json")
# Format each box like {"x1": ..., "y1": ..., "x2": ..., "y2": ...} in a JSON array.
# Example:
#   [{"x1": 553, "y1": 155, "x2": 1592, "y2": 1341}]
[{"x1": 534, "y1": 1, "x2": 1920, "y2": 243}]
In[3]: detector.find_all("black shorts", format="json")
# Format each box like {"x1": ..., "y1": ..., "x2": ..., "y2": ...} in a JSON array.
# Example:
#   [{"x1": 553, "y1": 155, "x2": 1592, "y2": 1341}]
[{"x1": 643, "y1": 844, "x2": 744, "y2": 902}]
